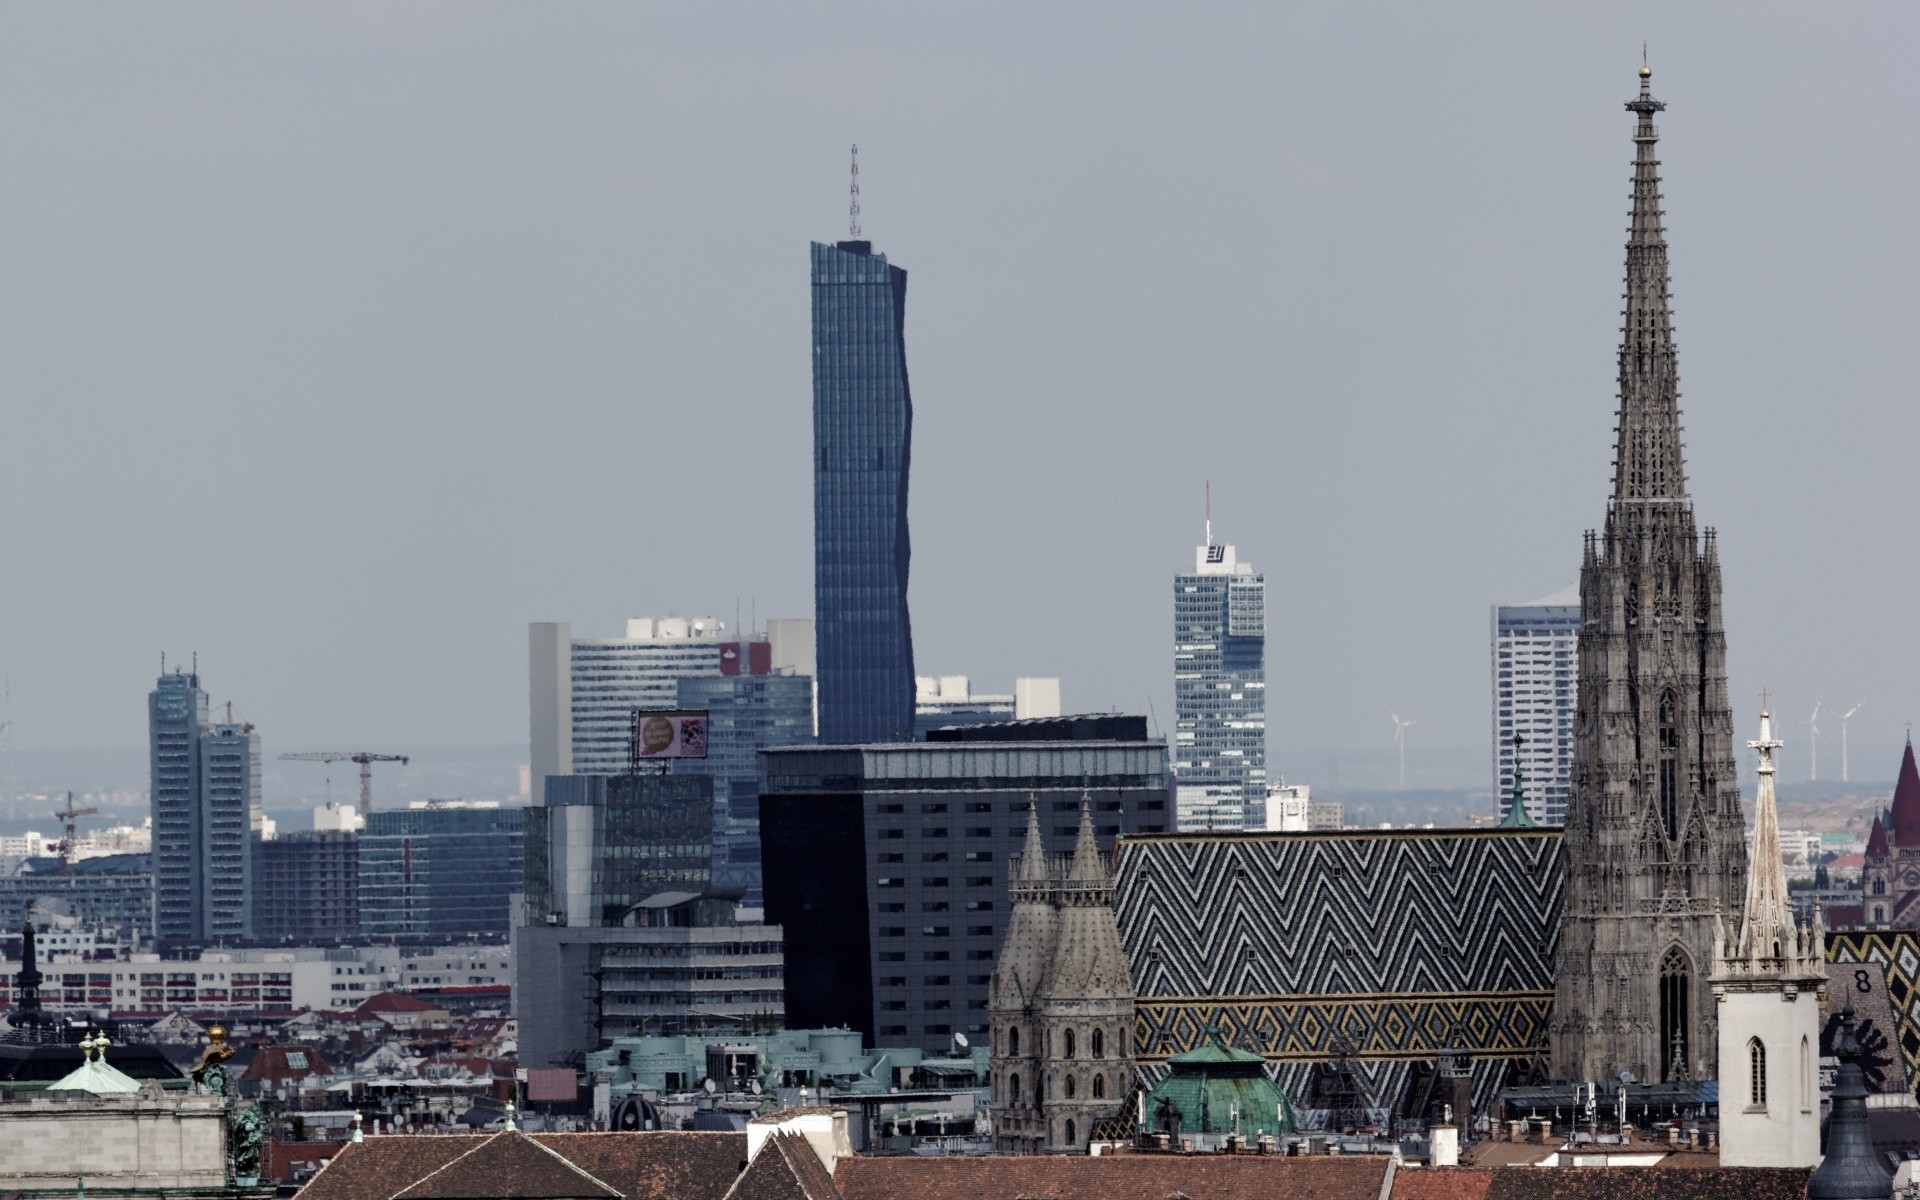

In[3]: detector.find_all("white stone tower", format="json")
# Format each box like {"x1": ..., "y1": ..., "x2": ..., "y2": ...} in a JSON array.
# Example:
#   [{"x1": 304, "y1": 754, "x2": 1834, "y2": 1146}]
[{"x1": 1713, "y1": 705, "x2": 1824, "y2": 1168}]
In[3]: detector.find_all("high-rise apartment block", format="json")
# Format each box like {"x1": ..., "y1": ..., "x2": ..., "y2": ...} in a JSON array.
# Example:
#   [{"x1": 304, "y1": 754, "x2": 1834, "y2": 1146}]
[
  {"x1": 1173, "y1": 538, "x2": 1266, "y2": 829},
  {"x1": 1491, "y1": 589, "x2": 1578, "y2": 825},
  {"x1": 812, "y1": 239, "x2": 915, "y2": 745},
  {"x1": 149, "y1": 669, "x2": 260, "y2": 948},
  {"x1": 253, "y1": 832, "x2": 358, "y2": 944}
]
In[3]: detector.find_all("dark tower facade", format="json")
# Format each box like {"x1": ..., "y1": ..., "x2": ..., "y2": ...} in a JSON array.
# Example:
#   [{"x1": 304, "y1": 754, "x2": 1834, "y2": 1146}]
[
  {"x1": 811, "y1": 239, "x2": 915, "y2": 745},
  {"x1": 1551, "y1": 68, "x2": 1748, "y2": 1085}
]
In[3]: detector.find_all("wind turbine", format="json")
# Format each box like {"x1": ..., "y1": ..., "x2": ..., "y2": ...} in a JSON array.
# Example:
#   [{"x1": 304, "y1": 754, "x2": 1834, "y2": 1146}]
[
  {"x1": 1808, "y1": 697, "x2": 1823, "y2": 783},
  {"x1": 1830, "y1": 702, "x2": 1865, "y2": 783},
  {"x1": 1390, "y1": 712, "x2": 1418, "y2": 793}
]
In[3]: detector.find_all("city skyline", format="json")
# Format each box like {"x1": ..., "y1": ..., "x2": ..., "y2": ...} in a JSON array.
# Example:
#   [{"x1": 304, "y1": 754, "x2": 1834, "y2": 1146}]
[{"x1": 0, "y1": 7, "x2": 1914, "y2": 786}]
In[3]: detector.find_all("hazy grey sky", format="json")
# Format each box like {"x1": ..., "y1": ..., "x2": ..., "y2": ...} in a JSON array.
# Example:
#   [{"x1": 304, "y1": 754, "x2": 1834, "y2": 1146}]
[{"x1": 1, "y1": 4, "x2": 1915, "y2": 784}]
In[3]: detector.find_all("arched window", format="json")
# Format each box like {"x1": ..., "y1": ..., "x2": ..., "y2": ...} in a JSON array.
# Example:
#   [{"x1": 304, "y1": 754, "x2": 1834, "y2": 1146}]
[
  {"x1": 1009, "y1": 1073, "x2": 1021, "y2": 1104},
  {"x1": 1874, "y1": 878, "x2": 1886, "y2": 895},
  {"x1": 1801, "y1": 1036, "x2": 1813, "y2": 1111},
  {"x1": 1092, "y1": 1028, "x2": 1105, "y2": 1059},
  {"x1": 1876, "y1": 906, "x2": 1887, "y2": 923},
  {"x1": 1093, "y1": 1074, "x2": 1106, "y2": 1099},
  {"x1": 1064, "y1": 1028, "x2": 1076, "y2": 1058},
  {"x1": 1009, "y1": 1027, "x2": 1019, "y2": 1056},
  {"x1": 1065, "y1": 1119, "x2": 1077, "y2": 1146},
  {"x1": 1749, "y1": 1038, "x2": 1767, "y2": 1108},
  {"x1": 1659, "y1": 947, "x2": 1691, "y2": 1082},
  {"x1": 1065, "y1": 1074, "x2": 1077, "y2": 1099},
  {"x1": 1658, "y1": 690, "x2": 1679, "y2": 840}
]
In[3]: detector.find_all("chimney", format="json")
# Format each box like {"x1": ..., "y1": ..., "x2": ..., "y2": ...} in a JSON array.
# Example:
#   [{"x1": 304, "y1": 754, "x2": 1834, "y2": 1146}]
[{"x1": 1429, "y1": 1123, "x2": 1459, "y2": 1168}]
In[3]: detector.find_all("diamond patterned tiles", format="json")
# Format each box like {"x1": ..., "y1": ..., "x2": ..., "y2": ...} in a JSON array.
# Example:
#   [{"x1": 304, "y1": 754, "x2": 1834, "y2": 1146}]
[{"x1": 1115, "y1": 828, "x2": 1562, "y2": 1115}]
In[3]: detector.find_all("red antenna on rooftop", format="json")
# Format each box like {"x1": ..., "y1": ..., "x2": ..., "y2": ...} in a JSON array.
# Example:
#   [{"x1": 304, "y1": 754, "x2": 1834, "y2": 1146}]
[{"x1": 849, "y1": 144, "x2": 862, "y2": 239}]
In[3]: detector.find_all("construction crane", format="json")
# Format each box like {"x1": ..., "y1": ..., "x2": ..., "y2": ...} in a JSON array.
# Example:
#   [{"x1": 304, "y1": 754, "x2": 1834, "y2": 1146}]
[
  {"x1": 278, "y1": 752, "x2": 409, "y2": 815},
  {"x1": 53, "y1": 791, "x2": 98, "y2": 875}
]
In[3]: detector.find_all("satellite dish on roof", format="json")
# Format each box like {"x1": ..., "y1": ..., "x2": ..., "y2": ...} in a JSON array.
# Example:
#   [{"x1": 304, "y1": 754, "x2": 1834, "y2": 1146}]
[
  {"x1": 703, "y1": 1078, "x2": 717, "y2": 1094},
  {"x1": 953, "y1": 1033, "x2": 969, "y2": 1050}
]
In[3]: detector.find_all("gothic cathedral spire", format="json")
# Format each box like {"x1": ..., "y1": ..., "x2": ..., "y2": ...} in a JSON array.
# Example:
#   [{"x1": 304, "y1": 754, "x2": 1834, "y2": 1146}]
[{"x1": 1551, "y1": 66, "x2": 1749, "y2": 1087}]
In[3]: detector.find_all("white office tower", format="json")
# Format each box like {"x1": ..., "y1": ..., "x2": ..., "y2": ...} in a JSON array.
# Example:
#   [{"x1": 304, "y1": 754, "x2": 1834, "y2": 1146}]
[
  {"x1": 1173, "y1": 535, "x2": 1266, "y2": 830},
  {"x1": 1713, "y1": 707, "x2": 1823, "y2": 1168},
  {"x1": 1491, "y1": 588, "x2": 1578, "y2": 825}
]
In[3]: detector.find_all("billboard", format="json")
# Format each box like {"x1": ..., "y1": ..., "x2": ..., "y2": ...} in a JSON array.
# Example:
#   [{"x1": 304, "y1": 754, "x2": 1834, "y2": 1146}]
[{"x1": 630, "y1": 710, "x2": 709, "y2": 761}]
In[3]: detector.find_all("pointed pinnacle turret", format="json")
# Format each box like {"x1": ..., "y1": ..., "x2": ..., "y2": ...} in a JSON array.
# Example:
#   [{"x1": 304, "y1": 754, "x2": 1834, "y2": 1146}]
[
  {"x1": 1611, "y1": 64, "x2": 1689, "y2": 508},
  {"x1": 1017, "y1": 793, "x2": 1049, "y2": 882},
  {"x1": 1738, "y1": 707, "x2": 1794, "y2": 955},
  {"x1": 1068, "y1": 793, "x2": 1105, "y2": 883}
]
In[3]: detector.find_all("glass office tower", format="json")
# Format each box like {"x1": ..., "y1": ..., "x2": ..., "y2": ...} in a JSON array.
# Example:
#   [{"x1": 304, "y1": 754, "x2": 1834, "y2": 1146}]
[
  {"x1": 811, "y1": 239, "x2": 915, "y2": 745},
  {"x1": 1173, "y1": 539, "x2": 1267, "y2": 829}
]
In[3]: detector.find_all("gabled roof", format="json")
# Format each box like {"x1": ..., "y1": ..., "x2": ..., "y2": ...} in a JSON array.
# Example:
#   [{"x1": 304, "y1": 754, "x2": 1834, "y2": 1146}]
[
  {"x1": 242, "y1": 1045, "x2": 332, "y2": 1082},
  {"x1": 298, "y1": 1132, "x2": 749, "y2": 1200},
  {"x1": 719, "y1": 1134, "x2": 840, "y2": 1200},
  {"x1": 392, "y1": 1131, "x2": 621, "y2": 1200},
  {"x1": 834, "y1": 1155, "x2": 1390, "y2": 1200},
  {"x1": 1891, "y1": 741, "x2": 1920, "y2": 846},
  {"x1": 355, "y1": 991, "x2": 439, "y2": 1016}
]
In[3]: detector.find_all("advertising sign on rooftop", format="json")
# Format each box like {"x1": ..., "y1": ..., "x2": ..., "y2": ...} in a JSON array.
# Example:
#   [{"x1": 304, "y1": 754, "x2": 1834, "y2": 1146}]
[{"x1": 630, "y1": 710, "x2": 710, "y2": 761}]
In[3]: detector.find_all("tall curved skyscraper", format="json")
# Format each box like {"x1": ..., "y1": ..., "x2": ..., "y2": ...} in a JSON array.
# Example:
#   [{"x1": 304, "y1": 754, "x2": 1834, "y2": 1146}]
[{"x1": 812, "y1": 239, "x2": 916, "y2": 744}]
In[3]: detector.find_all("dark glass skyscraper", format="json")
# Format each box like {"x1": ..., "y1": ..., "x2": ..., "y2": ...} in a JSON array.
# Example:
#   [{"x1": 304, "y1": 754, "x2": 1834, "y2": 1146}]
[
  {"x1": 150, "y1": 668, "x2": 259, "y2": 948},
  {"x1": 811, "y1": 239, "x2": 915, "y2": 744}
]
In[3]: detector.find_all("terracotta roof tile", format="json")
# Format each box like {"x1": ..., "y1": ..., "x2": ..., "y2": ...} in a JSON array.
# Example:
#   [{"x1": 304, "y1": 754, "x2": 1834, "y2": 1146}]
[
  {"x1": 1391, "y1": 1167, "x2": 1495, "y2": 1200},
  {"x1": 834, "y1": 1154, "x2": 1390, "y2": 1200},
  {"x1": 532, "y1": 1132, "x2": 748, "y2": 1200},
  {"x1": 296, "y1": 1137, "x2": 480, "y2": 1200},
  {"x1": 720, "y1": 1135, "x2": 841, "y2": 1200},
  {"x1": 394, "y1": 1131, "x2": 621, "y2": 1200},
  {"x1": 1480, "y1": 1166, "x2": 1811, "y2": 1200}
]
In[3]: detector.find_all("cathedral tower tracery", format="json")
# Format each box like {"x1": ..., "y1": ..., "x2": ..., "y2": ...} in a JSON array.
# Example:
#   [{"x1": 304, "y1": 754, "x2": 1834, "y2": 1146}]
[{"x1": 1550, "y1": 66, "x2": 1749, "y2": 1085}]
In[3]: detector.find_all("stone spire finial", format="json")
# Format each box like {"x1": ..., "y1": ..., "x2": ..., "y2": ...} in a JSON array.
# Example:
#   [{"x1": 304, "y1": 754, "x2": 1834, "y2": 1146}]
[
  {"x1": 1738, "y1": 705, "x2": 1794, "y2": 957},
  {"x1": 1612, "y1": 62, "x2": 1688, "y2": 508},
  {"x1": 1017, "y1": 793, "x2": 1048, "y2": 883},
  {"x1": 1067, "y1": 793, "x2": 1105, "y2": 884}
]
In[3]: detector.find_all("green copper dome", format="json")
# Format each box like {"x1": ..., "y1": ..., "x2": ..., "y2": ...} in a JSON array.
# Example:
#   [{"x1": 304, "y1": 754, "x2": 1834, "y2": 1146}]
[{"x1": 1142, "y1": 1028, "x2": 1295, "y2": 1138}]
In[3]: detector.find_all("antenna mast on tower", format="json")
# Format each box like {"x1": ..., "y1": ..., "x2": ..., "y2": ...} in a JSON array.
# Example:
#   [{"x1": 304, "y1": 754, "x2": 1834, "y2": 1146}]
[{"x1": 849, "y1": 144, "x2": 862, "y2": 238}]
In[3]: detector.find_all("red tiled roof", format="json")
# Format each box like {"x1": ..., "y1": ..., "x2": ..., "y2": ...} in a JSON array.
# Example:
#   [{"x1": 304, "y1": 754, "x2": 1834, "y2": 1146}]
[
  {"x1": 510, "y1": 1132, "x2": 747, "y2": 1200},
  {"x1": 242, "y1": 1045, "x2": 333, "y2": 1083},
  {"x1": 1392, "y1": 1167, "x2": 1495, "y2": 1200},
  {"x1": 394, "y1": 1131, "x2": 621, "y2": 1200},
  {"x1": 1892, "y1": 741, "x2": 1920, "y2": 846},
  {"x1": 1828, "y1": 904, "x2": 1866, "y2": 927},
  {"x1": 297, "y1": 1137, "x2": 480, "y2": 1200},
  {"x1": 835, "y1": 1154, "x2": 1390, "y2": 1200},
  {"x1": 354, "y1": 991, "x2": 440, "y2": 1016},
  {"x1": 719, "y1": 1134, "x2": 839, "y2": 1200},
  {"x1": 1479, "y1": 1166, "x2": 1810, "y2": 1200}
]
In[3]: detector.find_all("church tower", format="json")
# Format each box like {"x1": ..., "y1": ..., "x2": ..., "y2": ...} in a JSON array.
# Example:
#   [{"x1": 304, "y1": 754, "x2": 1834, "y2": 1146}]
[
  {"x1": 989, "y1": 797, "x2": 1135, "y2": 1154},
  {"x1": 1713, "y1": 706, "x2": 1824, "y2": 1167},
  {"x1": 1551, "y1": 66, "x2": 1749, "y2": 1085}
]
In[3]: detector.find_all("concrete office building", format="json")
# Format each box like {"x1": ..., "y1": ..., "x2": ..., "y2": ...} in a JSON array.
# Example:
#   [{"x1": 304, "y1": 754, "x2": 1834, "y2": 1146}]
[
  {"x1": 1173, "y1": 536, "x2": 1267, "y2": 830},
  {"x1": 761, "y1": 716, "x2": 1171, "y2": 1052},
  {"x1": 253, "y1": 831, "x2": 358, "y2": 944},
  {"x1": 1491, "y1": 589, "x2": 1579, "y2": 825},
  {"x1": 0, "y1": 855, "x2": 152, "y2": 935},
  {"x1": 912, "y1": 676, "x2": 1062, "y2": 739},
  {"x1": 516, "y1": 889, "x2": 783, "y2": 1068},
  {"x1": 358, "y1": 802, "x2": 523, "y2": 942},
  {"x1": 518, "y1": 773, "x2": 783, "y2": 1066},
  {"x1": 149, "y1": 669, "x2": 260, "y2": 948},
  {"x1": 529, "y1": 618, "x2": 811, "y2": 789},
  {"x1": 812, "y1": 238, "x2": 916, "y2": 745}
]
